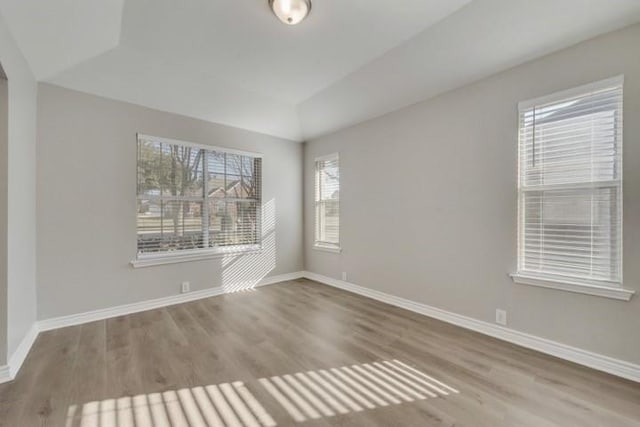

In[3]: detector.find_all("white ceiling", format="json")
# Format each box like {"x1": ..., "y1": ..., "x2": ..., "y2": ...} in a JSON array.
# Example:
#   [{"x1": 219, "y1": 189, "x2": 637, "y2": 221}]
[
  {"x1": 298, "y1": 0, "x2": 640, "y2": 138},
  {"x1": 0, "y1": 0, "x2": 124, "y2": 81},
  {"x1": 1, "y1": 0, "x2": 639, "y2": 141}
]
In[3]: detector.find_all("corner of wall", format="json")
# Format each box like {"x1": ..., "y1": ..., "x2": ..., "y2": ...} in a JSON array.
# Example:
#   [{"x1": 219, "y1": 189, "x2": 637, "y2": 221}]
[{"x1": 0, "y1": 11, "x2": 39, "y2": 367}]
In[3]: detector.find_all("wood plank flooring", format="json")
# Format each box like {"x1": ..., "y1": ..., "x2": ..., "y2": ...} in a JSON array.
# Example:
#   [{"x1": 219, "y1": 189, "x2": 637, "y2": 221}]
[{"x1": 1, "y1": 278, "x2": 639, "y2": 426}]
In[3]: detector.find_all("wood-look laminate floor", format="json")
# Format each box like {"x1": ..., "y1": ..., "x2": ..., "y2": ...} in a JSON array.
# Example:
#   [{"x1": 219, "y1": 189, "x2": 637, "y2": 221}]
[{"x1": 1, "y1": 279, "x2": 639, "y2": 426}]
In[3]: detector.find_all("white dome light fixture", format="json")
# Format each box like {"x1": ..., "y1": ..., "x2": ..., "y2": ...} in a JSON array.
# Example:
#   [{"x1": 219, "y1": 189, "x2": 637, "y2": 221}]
[{"x1": 269, "y1": 0, "x2": 312, "y2": 26}]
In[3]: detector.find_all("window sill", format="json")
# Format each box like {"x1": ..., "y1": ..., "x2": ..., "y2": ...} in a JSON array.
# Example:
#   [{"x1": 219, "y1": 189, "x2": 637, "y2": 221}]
[
  {"x1": 510, "y1": 273, "x2": 634, "y2": 301},
  {"x1": 131, "y1": 245, "x2": 262, "y2": 268},
  {"x1": 313, "y1": 244, "x2": 342, "y2": 254}
]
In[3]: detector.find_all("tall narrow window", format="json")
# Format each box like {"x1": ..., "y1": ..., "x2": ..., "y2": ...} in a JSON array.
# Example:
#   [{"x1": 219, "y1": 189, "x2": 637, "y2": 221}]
[
  {"x1": 136, "y1": 135, "x2": 261, "y2": 260},
  {"x1": 315, "y1": 153, "x2": 340, "y2": 251},
  {"x1": 516, "y1": 77, "x2": 623, "y2": 289}
]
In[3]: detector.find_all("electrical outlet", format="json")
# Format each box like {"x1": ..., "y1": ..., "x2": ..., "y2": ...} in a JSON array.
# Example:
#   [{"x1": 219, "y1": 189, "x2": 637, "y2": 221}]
[
  {"x1": 181, "y1": 281, "x2": 190, "y2": 293},
  {"x1": 341, "y1": 272, "x2": 347, "y2": 281},
  {"x1": 495, "y1": 309, "x2": 507, "y2": 326}
]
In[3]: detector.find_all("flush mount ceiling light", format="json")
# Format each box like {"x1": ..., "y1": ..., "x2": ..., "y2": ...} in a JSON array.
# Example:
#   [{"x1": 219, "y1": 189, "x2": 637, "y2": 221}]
[{"x1": 269, "y1": 0, "x2": 312, "y2": 25}]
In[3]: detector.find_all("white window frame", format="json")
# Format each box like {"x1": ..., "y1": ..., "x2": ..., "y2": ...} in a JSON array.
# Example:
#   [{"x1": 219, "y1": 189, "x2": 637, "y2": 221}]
[
  {"x1": 510, "y1": 76, "x2": 633, "y2": 301},
  {"x1": 314, "y1": 153, "x2": 341, "y2": 253},
  {"x1": 131, "y1": 134, "x2": 263, "y2": 268}
]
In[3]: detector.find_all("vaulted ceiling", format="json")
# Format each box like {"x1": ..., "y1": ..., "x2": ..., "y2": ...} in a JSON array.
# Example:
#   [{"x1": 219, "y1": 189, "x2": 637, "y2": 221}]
[{"x1": 1, "y1": 0, "x2": 639, "y2": 141}]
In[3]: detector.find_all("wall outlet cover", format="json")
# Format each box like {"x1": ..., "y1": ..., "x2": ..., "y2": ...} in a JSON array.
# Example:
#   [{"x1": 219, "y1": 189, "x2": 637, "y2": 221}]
[
  {"x1": 181, "y1": 281, "x2": 190, "y2": 293},
  {"x1": 496, "y1": 309, "x2": 507, "y2": 326}
]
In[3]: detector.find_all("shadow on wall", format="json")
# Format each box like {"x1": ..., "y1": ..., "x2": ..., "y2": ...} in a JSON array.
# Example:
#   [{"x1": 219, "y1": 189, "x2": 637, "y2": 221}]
[{"x1": 220, "y1": 199, "x2": 277, "y2": 293}]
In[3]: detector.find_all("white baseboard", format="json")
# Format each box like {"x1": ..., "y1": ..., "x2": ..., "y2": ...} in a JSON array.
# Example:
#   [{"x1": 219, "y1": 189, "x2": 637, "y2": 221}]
[
  {"x1": 302, "y1": 271, "x2": 640, "y2": 383},
  {"x1": 38, "y1": 271, "x2": 305, "y2": 332},
  {"x1": 8, "y1": 324, "x2": 39, "y2": 378},
  {"x1": 38, "y1": 287, "x2": 224, "y2": 332},
  {"x1": 0, "y1": 364, "x2": 10, "y2": 384},
  {"x1": 259, "y1": 271, "x2": 305, "y2": 286},
  {"x1": 0, "y1": 271, "x2": 305, "y2": 384},
  {"x1": 8, "y1": 270, "x2": 637, "y2": 384},
  {"x1": 0, "y1": 323, "x2": 40, "y2": 384}
]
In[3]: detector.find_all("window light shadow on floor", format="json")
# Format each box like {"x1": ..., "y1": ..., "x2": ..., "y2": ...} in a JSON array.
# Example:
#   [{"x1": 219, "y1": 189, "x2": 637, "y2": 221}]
[
  {"x1": 65, "y1": 380, "x2": 275, "y2": 427},
  {"x1": 65, "y1": 360, "x2": 457, "y2": 426},
  {"x1": 221, "y1": 199, "x2": 277, "y2": 293},
  {"x1": 260, "y1": 359, "x2": 459, "y2": 423}
]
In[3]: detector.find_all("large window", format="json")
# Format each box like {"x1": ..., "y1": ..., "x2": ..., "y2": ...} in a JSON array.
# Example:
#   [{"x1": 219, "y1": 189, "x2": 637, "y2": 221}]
[
  {"x1": 136, "y1": 135, "x2": 261, "y2": 260},
  {"x1": 314, "y1": 153, "x2": 340, "y2": 251},
  {"x1": 515, "y1": 77, "x2": 624, "y2": 292}
]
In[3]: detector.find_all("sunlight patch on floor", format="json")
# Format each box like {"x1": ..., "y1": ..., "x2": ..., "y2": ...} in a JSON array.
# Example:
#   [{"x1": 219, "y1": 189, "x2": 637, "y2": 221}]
[
  {"x1": 260, "y1": 359, "x2": 458, "y2": 423},
  {"x1": 65, "y1": 359, "x2": 457, "y2": 426},
  {"x1": 65, "y1": 380, "x2": 276, "y2": 427}
]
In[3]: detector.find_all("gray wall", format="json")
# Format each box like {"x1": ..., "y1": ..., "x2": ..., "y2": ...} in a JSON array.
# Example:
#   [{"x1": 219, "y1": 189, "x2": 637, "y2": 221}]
[
  {"x1": 37, "y1": 84, "x2": 303, "y2": 319},
  {"x1": 0, "y1": 77, "x2": 6, "y2": 363},
  {"x1": 0, "y1": 13, "x2": 38, "y2": 365},
  {"x1": 304, "y1": 24, "x2": 640, "y2": 364}
]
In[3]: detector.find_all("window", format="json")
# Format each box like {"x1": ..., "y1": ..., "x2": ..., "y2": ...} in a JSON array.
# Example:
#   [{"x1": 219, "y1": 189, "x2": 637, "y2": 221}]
[
  {"x1": 514, "y1": 77, "x2": 628, "y2": 297},
  {"x1": 315, "y1": 153, "x2": 340, "y2": 251},
  {"x1": 135, "y1": 134, "x2": 261, "y2": 263}
]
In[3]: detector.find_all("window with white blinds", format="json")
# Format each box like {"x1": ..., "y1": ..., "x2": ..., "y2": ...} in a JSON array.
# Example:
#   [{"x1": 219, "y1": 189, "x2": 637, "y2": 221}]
[
  {"x1": 315, "y1": 154, "x2": 340, "y2": 250},
  {"x1": 136, "y1": 135, "x2": 262, "y2": 258},
  {"x1": 516, "y1": 77, "x2": 623, "y2": 288}
]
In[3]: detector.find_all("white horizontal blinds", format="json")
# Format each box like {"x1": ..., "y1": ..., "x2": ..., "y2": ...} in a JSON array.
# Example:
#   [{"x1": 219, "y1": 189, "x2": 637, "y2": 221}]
[
  {"x1": 518, "y1": 79, "x2": 623, "y2": 284},
  {"x1": 207, "y1": 152, "x2": 261, "y2": 247},
  {"x1": 315, "y1": 154, "x2": 340, "y2": 247},
  {"x1": 137, "y1": 136, "x2": 261, "y2": 254},
  {"x1": 137, "y1": 141, "x2": 205, "y2": 253}
]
